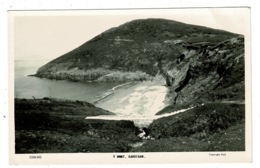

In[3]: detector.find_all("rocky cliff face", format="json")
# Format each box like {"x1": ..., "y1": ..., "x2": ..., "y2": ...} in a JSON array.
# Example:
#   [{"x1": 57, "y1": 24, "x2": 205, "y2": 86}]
[
  {"x1": 165, "y1": 36, "x2": 244, "y2": 104},
  {"x1": 35, "y1": 18, "x2": 244, "y2": 104}
]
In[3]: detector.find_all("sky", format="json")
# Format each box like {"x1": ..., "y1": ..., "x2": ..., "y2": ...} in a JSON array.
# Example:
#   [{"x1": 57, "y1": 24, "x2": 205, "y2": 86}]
[{"x1": 12, "y1": 8, "x2": 250, "y2": 61}]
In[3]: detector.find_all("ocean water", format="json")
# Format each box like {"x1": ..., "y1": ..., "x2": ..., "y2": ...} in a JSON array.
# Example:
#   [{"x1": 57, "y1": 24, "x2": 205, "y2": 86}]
[
  {"x1": 14, "y1": 59, "x2": 122, "y2": 103},
  {"x1": 15, "y1": 59, "x2": 169, "y2": 126}
]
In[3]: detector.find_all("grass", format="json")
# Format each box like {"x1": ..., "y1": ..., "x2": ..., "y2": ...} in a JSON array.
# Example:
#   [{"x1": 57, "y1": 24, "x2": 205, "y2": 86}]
[
  {"x1": 132, "y1": 103, "x2": 245, "y2": 152},
  {"x1": 149, "y1": 103, "x2": 244, "y2": 138},
  {"x1": 37, "y1": 18, "x2": 239, "y2": 80},
  {"x1": 15, "y1": 98, "x2": 140, "y2": 153},
  {"x1": 15, "y1": 98, "x2": 245, "y2": 153},
  {"x1": 131, "y1": 121, "x2": 245, "y2": 152}
]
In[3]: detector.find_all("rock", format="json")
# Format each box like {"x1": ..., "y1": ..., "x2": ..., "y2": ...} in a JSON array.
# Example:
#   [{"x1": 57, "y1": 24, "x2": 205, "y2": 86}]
[{"x1": 138, "y1": 132, "x2": 145, "y2": 138}]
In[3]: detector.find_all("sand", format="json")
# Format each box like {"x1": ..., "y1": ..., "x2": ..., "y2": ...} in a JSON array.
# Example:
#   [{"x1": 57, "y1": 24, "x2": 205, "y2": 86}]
[{"x1": 95, "y1": 81, "x2": 168, "y2": 117}]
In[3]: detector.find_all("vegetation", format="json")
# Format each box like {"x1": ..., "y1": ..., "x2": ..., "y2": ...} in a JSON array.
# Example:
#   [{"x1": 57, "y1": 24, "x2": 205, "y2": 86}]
[
  {"x1": 35, "y1": 18, "x2": 244, "y2": 106},
  {"x1": 132, "y1": 103, "x2": 245, "y2": 152},
  {"x1": 17, "y1": 19, "x2": 246, "y2": 153},
  {"x1": 15, "y1": 98, "x2": 245, "y2": 153},
  {"x1": 36, "y1": 18, "x2": 239, "y2": 80},
  {"x1": 36, "y1": 66, "x2": 152, "y2": 82},
  {"x1": 131, "y1": 121, "x2": 245, "y2": 152},
  {"x1": 15, "y1": 98, "x2": 140, "y2": 153}
]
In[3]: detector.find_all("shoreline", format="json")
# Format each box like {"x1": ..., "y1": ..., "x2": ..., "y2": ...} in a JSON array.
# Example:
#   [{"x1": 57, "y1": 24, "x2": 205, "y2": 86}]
[
  {"x1": 94, "y1": 81, "x2": 169, "y2": 122},
  {"x1": 93, "y1": 82, "x2": 134, "y2": 104}
]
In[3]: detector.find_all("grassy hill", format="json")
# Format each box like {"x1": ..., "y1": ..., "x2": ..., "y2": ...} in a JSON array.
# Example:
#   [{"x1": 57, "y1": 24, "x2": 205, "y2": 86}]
[
  {"x1": 35, "y1": 18, "x2": 244, "y2": 104},
  {"x1": 15, "y1": 98, "x2": 140, "y2": 153},
  {"x1": 35, "y1": 18, "x2": 239, "y2": 80}
]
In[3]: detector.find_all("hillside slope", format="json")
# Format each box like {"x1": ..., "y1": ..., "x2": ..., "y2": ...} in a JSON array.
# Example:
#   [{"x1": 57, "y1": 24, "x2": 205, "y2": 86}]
[
  {"x1": 35, "y1": 18, "x2": 244, "y2": 104},
  {"x1": 15, "y1": 98, "x2": 140, "y2": 153},
  {"x1": 132, "y1": 103, "x2": 245, "y2": 152}
]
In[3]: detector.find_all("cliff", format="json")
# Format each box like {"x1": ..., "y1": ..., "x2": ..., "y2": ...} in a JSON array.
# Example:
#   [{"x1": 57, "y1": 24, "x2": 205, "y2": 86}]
[
  {"x1": 165, "y1": 35, "x2": 245, "y2": 104},
  {"x1": 35, "y1": 18, "x2": 244, "y2": 104}
]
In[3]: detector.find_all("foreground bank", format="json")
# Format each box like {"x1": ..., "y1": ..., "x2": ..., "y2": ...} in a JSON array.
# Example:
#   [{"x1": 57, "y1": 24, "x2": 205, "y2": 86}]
[
  {"x1": 15, "y1": 98, "x2": 245, "y2": 153},
  {"x1": 15, "y1": 98, "x2": 140, "y2": 153},
  {"x1": 132, "y1": 102, "x2": 245, "y2": 152}
]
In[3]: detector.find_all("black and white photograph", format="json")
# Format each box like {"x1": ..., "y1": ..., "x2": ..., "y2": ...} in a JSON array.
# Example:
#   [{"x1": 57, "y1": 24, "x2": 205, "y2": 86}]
[{"x1": 8, "y1": 8, "x2": 251, "y2": 164}]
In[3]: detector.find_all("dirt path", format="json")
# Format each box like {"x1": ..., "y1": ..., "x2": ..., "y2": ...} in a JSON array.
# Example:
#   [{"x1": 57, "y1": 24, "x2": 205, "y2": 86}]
[{"x1": 220, "y1": 100, "x2": 245, "y2": 104}]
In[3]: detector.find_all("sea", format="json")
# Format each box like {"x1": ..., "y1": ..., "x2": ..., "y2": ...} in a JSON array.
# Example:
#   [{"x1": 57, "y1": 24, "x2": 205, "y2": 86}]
[
  {"x1": 14, "y1": 59, "x2": 122, "y2": 103},
  {"x1": 14, "y1": 59, "x2": 170, "y2": 127}
]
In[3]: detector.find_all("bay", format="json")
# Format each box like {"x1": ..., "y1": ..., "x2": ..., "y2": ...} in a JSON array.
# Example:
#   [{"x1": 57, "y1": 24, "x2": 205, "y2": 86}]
[
  {"x1": 14, "y1": 59, "x2": 122, "y2": 103},
  {"x1": 14, "y1": 59, "x2": 169, "y2": 127}
]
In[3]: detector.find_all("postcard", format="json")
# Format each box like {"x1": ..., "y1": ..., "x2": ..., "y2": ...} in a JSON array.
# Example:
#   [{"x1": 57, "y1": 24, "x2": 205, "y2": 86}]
[{"x1": 8, "y1": 8, "x2": 251, "y2": 164}]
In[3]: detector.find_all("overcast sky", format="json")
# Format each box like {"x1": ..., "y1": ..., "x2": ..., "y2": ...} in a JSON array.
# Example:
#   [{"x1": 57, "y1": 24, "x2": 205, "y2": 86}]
[{"x1": 12, "y1": 8, "x2": 250, "y2": 61}]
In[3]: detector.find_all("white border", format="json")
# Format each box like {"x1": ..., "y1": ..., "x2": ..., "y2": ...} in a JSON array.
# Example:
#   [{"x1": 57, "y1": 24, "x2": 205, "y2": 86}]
[
  {"x1": 1, "y1": 0, "x2": 259, "y2": 167},
  {"x1": 8, "y1": 8, "x2": 252, "y2": 165}
]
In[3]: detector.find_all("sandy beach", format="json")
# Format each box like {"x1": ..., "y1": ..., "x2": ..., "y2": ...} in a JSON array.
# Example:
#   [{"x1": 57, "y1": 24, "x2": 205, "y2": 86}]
[{"x1": 95, "y1": 81, "x2": 168, "y2": 118}]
